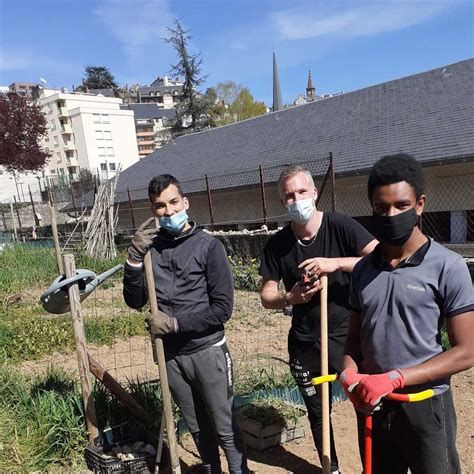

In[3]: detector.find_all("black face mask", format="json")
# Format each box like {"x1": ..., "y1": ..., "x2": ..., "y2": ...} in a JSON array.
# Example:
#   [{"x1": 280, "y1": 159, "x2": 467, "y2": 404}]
[{"x1": 372, "y1": 207, "x2": 418, "y2": 246}]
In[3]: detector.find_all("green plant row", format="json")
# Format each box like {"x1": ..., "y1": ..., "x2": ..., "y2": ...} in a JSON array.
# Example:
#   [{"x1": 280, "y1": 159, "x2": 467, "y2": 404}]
[{"x1": 0, "y1": 311, "x2": 148, "y2": 363}]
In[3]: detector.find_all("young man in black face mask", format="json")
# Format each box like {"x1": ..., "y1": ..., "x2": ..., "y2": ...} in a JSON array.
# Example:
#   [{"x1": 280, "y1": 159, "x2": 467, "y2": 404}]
[{"x1": 342, "y1": 154, "x2": 474, "y2": 473}]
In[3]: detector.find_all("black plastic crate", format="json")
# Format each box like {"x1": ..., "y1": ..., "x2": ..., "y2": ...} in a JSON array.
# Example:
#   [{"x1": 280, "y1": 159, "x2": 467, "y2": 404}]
[{"x1": 84, "y1": 441, "x2": 155, "y2": 474}]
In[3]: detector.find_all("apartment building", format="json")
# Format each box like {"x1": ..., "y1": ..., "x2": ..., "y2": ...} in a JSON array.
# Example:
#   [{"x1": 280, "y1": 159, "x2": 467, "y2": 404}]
[
  {"x1": 137, "y1": 75, "x2": 184, "y2": 108},
  {"x1": 9, "y1": 82, "x2": 37, "y2": 99},
  {"x1": 36, "y1": 88, "x2": 139, "y2": 182},
  {"x1": 120, "y1": 104, "x2": 176, "y2": 159}
]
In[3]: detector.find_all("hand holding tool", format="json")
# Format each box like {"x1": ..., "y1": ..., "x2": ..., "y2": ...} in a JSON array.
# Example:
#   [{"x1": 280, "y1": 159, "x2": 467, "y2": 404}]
[
  {"x1": 128, "y1": 217, "x2": 158, "y2": 262},
  {"x1": 146, "y1": 310, "x2": 179, "y2": 336},
  {"x1": 356, "y1": 370, "x2": 405, "y2": 410}
]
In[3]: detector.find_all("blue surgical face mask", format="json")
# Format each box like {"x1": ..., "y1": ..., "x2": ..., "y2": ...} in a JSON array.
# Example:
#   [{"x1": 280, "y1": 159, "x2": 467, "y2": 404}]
[
  {"x1": 158, "y1": 208, "x2": 189, "y2": 234},
  {"x1": 286, "y1": 197, "x2": 315, "y2": 225}
]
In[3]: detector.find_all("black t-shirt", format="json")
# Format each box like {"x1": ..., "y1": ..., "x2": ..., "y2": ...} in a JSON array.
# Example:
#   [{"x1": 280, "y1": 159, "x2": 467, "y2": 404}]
[{"x1": 260, "y1": 212, "x2": 374, "y2": 342}]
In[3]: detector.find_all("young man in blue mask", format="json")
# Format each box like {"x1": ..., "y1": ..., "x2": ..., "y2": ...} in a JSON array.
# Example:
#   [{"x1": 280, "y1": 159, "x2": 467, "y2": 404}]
[
  {"x1": 259, "y1": 165, "x2": 377, "y2": 473},
  {"x1": 123, "y1": 174, "x2": 249, "y2": 474},
  {"x1": 342, "y1": 154, "x2": 474, "y2": 473}
]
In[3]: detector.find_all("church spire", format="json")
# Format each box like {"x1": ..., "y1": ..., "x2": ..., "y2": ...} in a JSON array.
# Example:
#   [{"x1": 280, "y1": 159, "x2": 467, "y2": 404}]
[
  {"x1": 306, "y1": 69, "x2": 316, "y2": 102},
  {"x1": 272, "y1": 51, "x2": 283, "y2": 111}
]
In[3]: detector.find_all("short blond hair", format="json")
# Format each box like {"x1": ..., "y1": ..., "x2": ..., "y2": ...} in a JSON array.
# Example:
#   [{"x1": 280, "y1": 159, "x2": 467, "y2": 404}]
[{"x1": 278, "y1": 165, "x2": 315, "y2": 197}]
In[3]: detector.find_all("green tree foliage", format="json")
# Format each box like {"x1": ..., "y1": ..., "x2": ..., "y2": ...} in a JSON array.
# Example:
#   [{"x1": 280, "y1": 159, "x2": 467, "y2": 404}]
[
  {"x1": 230, "y1": 88, "x2": 267, "y2": 122},
  {"x1": 165, "y1": 20, "x2": 212, "y2": 134},
  {"x1": 212, "y1": 82, "x2": 267, "y2": 125},
  {"x1": 80, "y1": 65, "x2": 118, "y2": 91},
  {"x1": 215, "y1": 81, "x2": 243, "y2": 105},
  {"x1": 0, "y1": 93, "x2": 50, "y2": 173}
]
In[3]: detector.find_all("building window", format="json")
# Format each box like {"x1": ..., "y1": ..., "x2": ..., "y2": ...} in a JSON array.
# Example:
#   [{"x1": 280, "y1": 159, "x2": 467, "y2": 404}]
[
  {"x1": 106, "y1": 147, "x2": 115, "y2": 157},
  {"x1": 109, "y1": 162, "x2": 116, "y2": 171},
  {"x1": 95, "y1": 130, "x2": 103, "y2": 140},
  {"x1": 56, "y1": 152, "x2": 62, "y2": 162},
  {"x1": 51, "y1": 169, "x2": 56, "y2": 174},
  {"x1": 98, "y1": 147, "x2": 106, "y2": 156},
  {"x1": 104, "y1": 130, "x2": 112, "y2": 140},
  {"x1": 100, "y1": 163, "x2": 107, "y2": 171},
  {"x1": 50, "y1": 119, "x2": 56, "y2": 130},
  {"x1": 102, "y1": 114, "x2": 110, "y2": 123},
  {"x1": 93, "y1": 114, "x2": 101, "y2": 123},
  {"x1": 53, "y1": 136, "x2": 59, "y2": 147}
]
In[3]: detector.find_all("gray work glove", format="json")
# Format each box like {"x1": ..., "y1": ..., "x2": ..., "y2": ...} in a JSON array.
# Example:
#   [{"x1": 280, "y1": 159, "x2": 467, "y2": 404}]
[
  {"x1": 145, "y1": 310, "x2": 179, "y2": 337},
  {"x1": 128, "y1": 217, "x2": 158, "y2": 262}
]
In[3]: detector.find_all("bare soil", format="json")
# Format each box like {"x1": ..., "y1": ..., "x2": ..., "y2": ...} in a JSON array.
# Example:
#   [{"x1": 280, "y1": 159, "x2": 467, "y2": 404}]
[{"x1": 17, "y1": 286, "x2": 473, "y2": 473}]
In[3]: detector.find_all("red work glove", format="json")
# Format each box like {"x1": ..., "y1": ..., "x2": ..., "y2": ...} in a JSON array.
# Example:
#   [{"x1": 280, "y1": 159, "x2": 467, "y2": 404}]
[
  {"x1": 340, "y1": 368, "x2": 369, "y2": 412},
  {"x1": 356, "y1": 369, "x2": 405, "y2": 409}
]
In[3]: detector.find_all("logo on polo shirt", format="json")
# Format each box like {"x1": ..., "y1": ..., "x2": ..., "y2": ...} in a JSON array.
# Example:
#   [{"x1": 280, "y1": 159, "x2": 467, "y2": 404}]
[{"x1": 407, "y1": 283, "x2": 426, "y2": 292}]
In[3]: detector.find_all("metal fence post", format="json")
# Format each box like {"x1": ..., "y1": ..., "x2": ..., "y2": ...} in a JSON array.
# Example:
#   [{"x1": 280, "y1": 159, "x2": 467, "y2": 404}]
[
  {"x1": 329, "y1": 152, "x2": 337, "y2": 212},
  {"x1": 127, "y1": 187, "x2": 136, "y2": 230},
  {"x1": 205, "y1": 174, "x2": 215, "y2": 225},
  {"x1": 259, "y1": 165, "x2": 268, "y2": 225}
]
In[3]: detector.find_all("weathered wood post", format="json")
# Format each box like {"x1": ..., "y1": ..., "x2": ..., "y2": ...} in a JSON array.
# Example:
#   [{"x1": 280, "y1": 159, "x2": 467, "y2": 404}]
[{"x1": 64, "y1": 254, "x2": 99, "y2": 444}]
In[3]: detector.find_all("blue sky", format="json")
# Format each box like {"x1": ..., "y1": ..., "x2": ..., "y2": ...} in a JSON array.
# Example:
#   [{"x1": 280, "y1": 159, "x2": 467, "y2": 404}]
[{"x1": 0, "y1": 0, "x2": 472, "y2": 106}]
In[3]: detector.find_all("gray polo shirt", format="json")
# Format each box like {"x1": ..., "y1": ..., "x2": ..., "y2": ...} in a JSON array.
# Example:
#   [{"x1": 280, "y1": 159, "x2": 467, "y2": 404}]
[{"x1": 350, "y1": 239, "x2": 474, "y2": 391}]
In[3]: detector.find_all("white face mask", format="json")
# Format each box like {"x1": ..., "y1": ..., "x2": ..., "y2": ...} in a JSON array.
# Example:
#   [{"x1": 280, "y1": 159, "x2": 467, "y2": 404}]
[{"x1": 286, "y1": 197, "x2": 315, "y2": 224}]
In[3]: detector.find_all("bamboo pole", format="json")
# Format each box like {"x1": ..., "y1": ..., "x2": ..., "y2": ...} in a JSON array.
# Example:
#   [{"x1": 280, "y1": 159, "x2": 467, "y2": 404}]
[
  {"x1": 64, "y1": 254, "x2": 99, "y2": 444},
  {"x1": 48, "y1": 198, "x2": 64, "y2": 274},
  {"x1": 320, "y1": 274, "x2": 331, "y2": 473},
  {"x1": 143, "y1": 252, "x2": 181, "y2": 473}
]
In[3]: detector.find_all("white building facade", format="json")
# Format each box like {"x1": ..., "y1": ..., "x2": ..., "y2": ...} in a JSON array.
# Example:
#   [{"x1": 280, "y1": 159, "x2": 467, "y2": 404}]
[{"x1": 37, "y1": 89, "x2": 139, "y2": 183}]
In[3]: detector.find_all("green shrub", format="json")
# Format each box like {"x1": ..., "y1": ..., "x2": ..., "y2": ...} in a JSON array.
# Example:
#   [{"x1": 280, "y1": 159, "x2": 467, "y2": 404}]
[{"x1": 228, "y1": 256, "x2": 261, "y2": 292}]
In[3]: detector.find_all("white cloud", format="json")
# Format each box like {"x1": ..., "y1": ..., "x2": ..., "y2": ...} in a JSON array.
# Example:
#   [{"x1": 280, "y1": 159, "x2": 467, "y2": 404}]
[
  {"x1": 94, "y1": 0, "x2": 174, "y2": 62},
  {"x1": 0, "y1": 49, "x2": 77, "y2": 77},
  {"x1": 272, "y1": 1, "x2": 458, "y2": 40}
]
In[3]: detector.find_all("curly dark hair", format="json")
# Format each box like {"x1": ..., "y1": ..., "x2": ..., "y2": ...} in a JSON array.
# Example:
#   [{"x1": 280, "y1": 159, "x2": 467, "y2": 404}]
[
  {"x1": 148, "y1": 174, "x2": 184, "y2": 201},
  {"x1": 367, "y1": 153, "x2": 424, "y2": 202}
]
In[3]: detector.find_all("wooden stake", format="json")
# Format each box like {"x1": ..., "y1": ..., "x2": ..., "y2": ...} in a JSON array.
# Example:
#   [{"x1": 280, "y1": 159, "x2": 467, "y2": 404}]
[
  {"x1": 320, "y1": 274, "x2": 331, "y2": 473},
  {"x1": 144, "y1": 252, "x2": 181, "y2": 473},
  {"x1": 88, "y1": 354, "x2": 155, "y2": 431},
  {"x1": 64, "y1": 254, "x2": 99, "y2": 444},
  {"x1": 10, "y1": 202, "x2": 18, "y2": 242},
  {"x1": 48, "y1": 199, "x2": 64, "y2": 274}
]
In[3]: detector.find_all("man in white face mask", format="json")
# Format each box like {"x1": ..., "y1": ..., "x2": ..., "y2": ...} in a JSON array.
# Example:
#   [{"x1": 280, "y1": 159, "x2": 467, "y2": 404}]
[{"x1": 259, "y1": 165, "x2": 377, "y2": 473}]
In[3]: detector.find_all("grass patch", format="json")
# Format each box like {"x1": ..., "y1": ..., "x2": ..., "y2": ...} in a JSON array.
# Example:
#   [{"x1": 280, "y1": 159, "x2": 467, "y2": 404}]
[
  {"x1": 0, "y1": 361, "x2": 173, "y2": 473},
  {"x1": 0, "y1": 244, "x2": 126, "y2": 295},
  {"x1": 1, "y1": 308, "x2": 148, "y2": 363},
  {"x1": 235, "y1": 367, "x2": 296, "y2": 395},
  {"x1": 237, "y1": 396, "x2": 302, "y2": 428}
]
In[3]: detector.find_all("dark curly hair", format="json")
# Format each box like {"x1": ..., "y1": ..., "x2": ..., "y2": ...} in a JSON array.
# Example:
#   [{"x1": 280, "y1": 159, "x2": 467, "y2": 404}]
[
  {"x1": 148, "y1": 174, "x2": 184, "y2": 201},
  {"x1": 367, "y1": 153, "x2": 424, "y2": 202}
]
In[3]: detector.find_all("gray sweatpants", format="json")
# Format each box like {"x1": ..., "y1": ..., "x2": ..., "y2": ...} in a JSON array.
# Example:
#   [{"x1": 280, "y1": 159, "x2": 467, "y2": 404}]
[{"x1": 166, "y1": 342, "x2": 249, "y2": 474}]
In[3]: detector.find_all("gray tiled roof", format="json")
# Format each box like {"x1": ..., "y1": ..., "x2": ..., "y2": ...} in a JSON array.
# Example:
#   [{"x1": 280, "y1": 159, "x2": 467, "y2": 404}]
[
  {"x1": 120, "y1": 103, "x2": 177, "y2": 120},
  {"x1": 115, "y1": 59, "x2": 474, "y2": 202}
]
